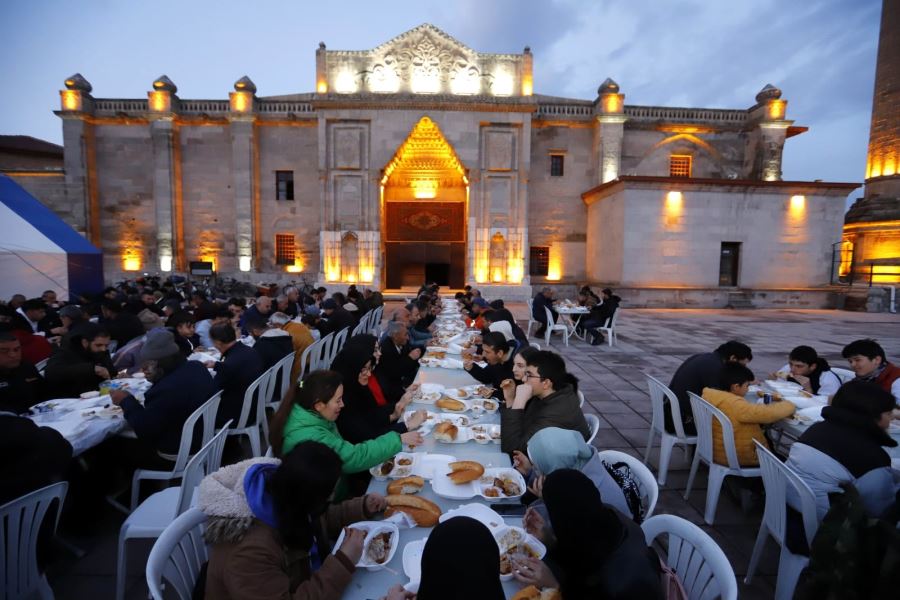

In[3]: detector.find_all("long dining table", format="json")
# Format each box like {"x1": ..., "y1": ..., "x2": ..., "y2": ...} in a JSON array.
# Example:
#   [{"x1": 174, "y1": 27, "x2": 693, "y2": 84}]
[{"x1": 340, "y1": 312, "x2": 530, "y2": 599}]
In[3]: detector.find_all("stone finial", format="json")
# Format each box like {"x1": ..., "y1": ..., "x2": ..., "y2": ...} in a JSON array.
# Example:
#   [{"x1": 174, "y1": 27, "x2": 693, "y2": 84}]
[
  {"x1": 524, "y1": 46, "x2": 531, "y2": 54},
  {"x1": 234, "y1": 76, "x2": 257, "y2": 93},
  {"x1": 318, "y1": 41, "x2": 326, "y2": 50},
  {"x1": 755, "y1": 83, "x2": 782, "y2": 103},
  {"x1": 152, "y1": 75, "x2": 178, "y2": 93},
  {"x1": 64, "y1": 73, "x2": 92, "y2": 93},
  {"x1": 597, "y1": 77, "x2": 620, "y2": 95}
]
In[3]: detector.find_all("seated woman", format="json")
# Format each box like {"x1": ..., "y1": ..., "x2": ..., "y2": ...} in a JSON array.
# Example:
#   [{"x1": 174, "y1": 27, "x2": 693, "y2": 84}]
[
  {"x1": 513, "y1": 427, "x2": 635, "y2": 522},
  {"x1": 463, "y1": 332, "x2": 514, "y2": 402},
  {"x1": 268, "y1": 370, "x2": 423, "y2": 499},
  {"x1": 702, "y1": 363, "x2": 796, "y2": 467},
  {"x1": 516, "y1": 469, "x2": 662, "y2": 599},
  {"x1": 200, "y1": 441, "x2": 386, "y2": 599},
  {"x1": 787, "y1": 380, "x2": 900, "y2": 521},
  {"x1": 344, "y1": 333, "x2": 405, "y2": 404}
]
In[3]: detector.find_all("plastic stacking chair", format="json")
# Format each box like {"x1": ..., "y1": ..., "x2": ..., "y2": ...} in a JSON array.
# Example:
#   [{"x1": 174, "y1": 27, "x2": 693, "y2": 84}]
[
  {"x1": 529, "y1": 342, "x2": 541, "y2": 350},
  {"x1": 745, "y1": 441, "x2": 819, "y2": 600},
  {"x1": 644, "y1": 375, "x2": 697, "y2": 486},
  {"x1": 1, "y1": 481, "x2": 67, "y2": 600},
  {"x1": 116, "y1": 424, "x2": 230, "y2": 600},
  {"x1": 596, "y1": 309, "x2": 620, "y2": 346},
  {"x1": 316, "y1": 332, "x2": 335, "y2": 370},
  {"x1": 543, "y1": 306, "x2": 569, "y2": 347},
  {"x1": 525, "y1": 298, "x2": 537, "y2": 337},
  {"x1": 130, "y1": 392, "x2": 222, "y2": 510},
  {"x1": 597, "y1": 449, "x2": 659, "y2": 518},
  {"x1": 226, "y1": 370, "x2": 271, "y2": 458},
  {"x1": 577, "y1": 390, "x2": 585, "y2": 408},
  {"x1": 830, "y1": 367, "x2": 855, "y2": 384},
  {"x1": 297, "y1": 337, "x2": 321, "y2": 381},
  {"x1": 642, "y1": 514, "x2": 738, "y2": 600},
  {"x1": 370, "y1": 306, "x2": 384, "y2": 334},
  {"x1": 266, "y1": 353, "x2": 295, "y2": 414},
  {"x1": 684, "y1": 392, "x2": 761, "y2": 525},
  {"x1": 330, "y1": 327, "x2": 350, "y2": 363},
  {"x1": 146, "y1": 508, "x2": 209, "y2": 600},
  {"x1": 585, "y1": 413, "x2": 601, "y2": 444}
]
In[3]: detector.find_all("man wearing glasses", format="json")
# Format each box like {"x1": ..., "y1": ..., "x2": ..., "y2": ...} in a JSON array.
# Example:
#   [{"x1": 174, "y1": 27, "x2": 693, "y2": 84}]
[{"x1": 500, "y1": 350, "x2": 590, "y2": 454}]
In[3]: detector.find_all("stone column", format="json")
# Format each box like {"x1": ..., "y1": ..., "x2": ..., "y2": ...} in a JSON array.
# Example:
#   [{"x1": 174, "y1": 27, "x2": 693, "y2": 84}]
[
  {"x1": 147, "y1": 76, "x2": 180, "y2": 272},
  {"x1": 229, "y1": 79, "x2": 258, "y2": 273},
  {"x1": 595, "y1": 78, "x2": 627, "y2": 184},
  {"x1": 57, "y1": 74, "x2": 95, "y2": 239},
  {"x1": 751, "y1": 84, "x2": 792, "y2": 181}
]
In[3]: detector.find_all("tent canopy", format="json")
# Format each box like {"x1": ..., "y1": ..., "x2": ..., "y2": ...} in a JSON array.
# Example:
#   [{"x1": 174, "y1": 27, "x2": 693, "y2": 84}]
[{"x1": 0, "y1": 175, "x2": 103, "y2": 302}]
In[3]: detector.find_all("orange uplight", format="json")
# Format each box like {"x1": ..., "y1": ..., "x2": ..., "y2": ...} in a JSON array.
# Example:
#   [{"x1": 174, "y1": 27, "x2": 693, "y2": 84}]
[
  {"x1": 123, "y1": 255, "x2": 141, "y2": 271},
  {"x1": 201, "y1": 255, "x2": 217, "y2": 271},
  {"x1": 286, "y1": 264, "x2": 303, "y2": 273},
  {"x1": 231, "y1": 91, "x2": 250, "y2": 112},
  {"x1": 768, "y1": 99, "x2": 786, "y2": 120},
  {"x1": 149, "y1": 91, "x2": 170, "y2": 112},
  {"x1": 61, "y1": 90, "x2": 81, "y2": 111},
  {"x1": 506, "y1": 262, "x2": 523, "y2": 284},
  {"x1": 790, "y1": 195, "x2": 806, "y2": 214},
  {"x1": 521, "y1": 75, "x2": 533, "y2": 96},
  {"x1": 317, "y1": 80, "x2": 328, "y2": 94},
  {"x1": 546, "y1": 247, "x2": 562, "y2": 281},
  {"x1": 603, "y1": 94, "x2": 622, "y2": 113}
]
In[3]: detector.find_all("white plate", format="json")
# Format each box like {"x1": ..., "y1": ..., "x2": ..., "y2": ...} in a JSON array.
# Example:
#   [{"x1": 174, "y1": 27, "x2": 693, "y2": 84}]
[
  {"x1": 469, "y1": 424, "x2": 501, "y2": 444},
  {"x1": 425, "y1": 346, "x2": 449, "y2": 354},
  {"x1": 477, "y1": 468, "x2": 527, "y2": 502},
  {"x1": 472, "y1": 398, "x2": 500, "y2": 413},
  {"x1": 333, "y1": 522, "x2": 400, "y2": 571},
  {"x1": 434, "y1": 426, "x2": 473, "y2": 444},
  {"x1": 410, "y1": 453, "x2": 456, "y2": 479},
  {"x1": 439, "y1": 503, "x2": 506, "y2": 532},
  {"x1": 436, "y1": 413, "x2": 473, "y2": 427},
  {"x1": 402, "y1": 539, "x2": 427, "y2": 589},
  {"x1": 441, "y1": 386, "x2": 471, "y2": 400}
]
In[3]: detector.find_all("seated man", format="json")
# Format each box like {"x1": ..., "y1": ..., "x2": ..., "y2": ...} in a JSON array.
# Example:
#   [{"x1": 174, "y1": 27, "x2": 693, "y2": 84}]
[
  {"x1": 239, "y1": 296, "x2": 271, "y2": 335},
  {"x1": 0, "y1": 412, "x2": 73, "y2": 506},
  {"x1": 209, "y1": 323, "x2": 265, "y2": 427},
  {"x1": 0, "y1": 332, "x2": 45, "y2": 413},
  {"x1": 44, "y1": 323, "x2": 115, "y2": 398},
  {"x1": 318, "y1": 298, "x2": 355, "y2": 337},
  {"x1": 13, "y1": 298, "x2": 47, "y2": 334},
  {"x1": 842, "y1": 338, "x2": 900, "y2": 405},
  {"x1": 244, "y1": 313, "x2": 293, "y2": 369},
  {"x1": 109, "y1": 329, "x2": 216, "y2": 464},
  {"x1": 406, "y1": 302, "x2": 432, "y2": 349},
  {"x1": 501, "y1": 350, "x2": 590, "y2": 454},
  {"x1": 531, "y1": 287, "x2": 557, "y2": 337},
  {"x1": 167, "y1": 311, "x2": 199, "y2": 357},
  {"x1": 196, "y1": 306, "x2": 232, "y2": 348},
  {"x1": 269, "y1": 311, "x2": 315, "y2": 384},
  {"x1": 189, "y1": 290, "x2": 218, "y2": 323},
  {"x1": 100, "y1": 298, "x2": 144, "y2": 348},
  {"x1": 378, "y1": 321, "x2": 421, "y2": 388},
  {"x1": 582, "y1": 288, "x2": 621, "y2": 346},
  {"x1": 667, "y1": 340, "x2": 753, "y2": 436},
  {"x1": 702, "y1": 363, "x2": 795, "y2": 467},
  {"x1": 775, "y1": 345, "x2": 842, "y2": 399}
]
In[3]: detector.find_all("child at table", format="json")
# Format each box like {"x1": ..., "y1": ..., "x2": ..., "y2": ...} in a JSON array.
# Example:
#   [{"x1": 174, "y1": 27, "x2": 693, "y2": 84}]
[{"x1": 702, "y1": 363, "x2": 796, "y2": 467}]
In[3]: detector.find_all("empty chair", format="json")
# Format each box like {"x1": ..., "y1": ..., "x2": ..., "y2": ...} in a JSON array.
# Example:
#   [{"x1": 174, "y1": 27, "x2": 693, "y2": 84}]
[
  {"x1": 146, "y1": 508, "x2": 209, "y2": 600},
  {"x1": 225, "y1": 370, "x2": 271, "y2": 458},
  {"x1": 644, "y1": 374, "x2": 698, "y2": 486},
  {"x1": 1, "y1": 481, "x2": 67, "y2": 600},
  {"x1": 745, "y1": 440, "x2": 819, "y2": 600},
  {"x1": 543, "y1": 306, "x2": 570, "y2": 347},
  {"x1": 585, "y1": 413, "x2": 601, "y2": 444},
  {"x1": 642, "y1": 514, "x2": 737, "y2": 600},
  {"x1": 130, "y1": 392, "x2": 222, "y2": 511},
  {"x1": 117, "y1": 423, "x2": 230, "y2": 600},
  {"x1": 684, "y1": 392, "x2": 762, "y2": 525},
  {"x1": 596, "y1": 449, "x2": 659, "y2": 519},
  {"x1": 596, "y1": 309, "x2": 621, "y2": 347}
]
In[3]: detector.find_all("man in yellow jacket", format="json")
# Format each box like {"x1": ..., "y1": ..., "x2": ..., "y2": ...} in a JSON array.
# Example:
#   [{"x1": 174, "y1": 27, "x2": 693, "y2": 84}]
[{"x1": 702, "y1": 363, "x2": 796, "y2": 467}]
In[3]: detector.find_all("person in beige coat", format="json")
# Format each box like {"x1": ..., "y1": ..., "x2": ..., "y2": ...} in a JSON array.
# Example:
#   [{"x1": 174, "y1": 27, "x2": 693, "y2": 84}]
[
  {"x1": 198, "y1": 441, "x2": 387, "y2": 599},
  {"x1": 702, "y1": 363, "x2": 795, "y2": 467}
]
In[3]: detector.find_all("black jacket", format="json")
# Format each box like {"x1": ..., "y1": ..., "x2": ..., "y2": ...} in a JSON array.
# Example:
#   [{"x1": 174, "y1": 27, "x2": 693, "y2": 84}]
[
  {"x1": 532, "y1": 293, "x2": 557, "y2": 323},
  {"x1": 589, "y1": 295, "x2": 621, "y2": 326},
  {"x1": 212, "y1": 342, "x2": 266, "y2": 427},
  {"x1": 799, "y1": 405, "x2": 896, "y2": 478},
  {"x1": 0, "y1": 414, "x2": 73, "y2": 506},
  {"x1": 377, "y1": 338, "x2": 420, "y2": 388},
  {"x1": 467, "y1": 358, "x2": 514, "y2": 403},
  {"x1": 120, "y1": 360, "x2": 216, "y2": 455},
  {"x1": 501, "y1": 384, "x2": 590, "y2": 454},
  {"x1": 253, "y1": 331, "x2": 294, "y2": 370},
  {"x1": 666, "y1": 351, "x2": 725, "y2": 435},
  {"x1": 0, "y1": 361, "x2": 45, "y2": 413},
  {"x1": 44, "y1": 336, "x2": 116, "y2": 398},
  {"x1": 104, "y1": 312, "x2": 145, "y2": 347},
  {"x1": 319, "y1": 307, "x2": 355, "y2": 337}
]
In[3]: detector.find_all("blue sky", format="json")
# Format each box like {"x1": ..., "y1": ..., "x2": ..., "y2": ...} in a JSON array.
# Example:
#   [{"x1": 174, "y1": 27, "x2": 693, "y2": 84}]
[{"x1": 0, "y1": 0, "x2": 882, "y2": 200}]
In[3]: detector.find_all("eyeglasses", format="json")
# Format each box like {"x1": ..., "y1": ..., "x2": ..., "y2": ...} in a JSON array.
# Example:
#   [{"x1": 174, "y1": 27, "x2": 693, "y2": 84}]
[
  {"x1": 359, "y1": 365, "x2": 372, "y2": 374},
  {"x1": 524, "y1": 373, "x2": 544, "y2": 381}
]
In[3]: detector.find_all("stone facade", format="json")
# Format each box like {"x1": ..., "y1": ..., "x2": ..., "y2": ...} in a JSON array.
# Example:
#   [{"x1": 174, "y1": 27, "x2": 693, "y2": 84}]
[{"x1": 33, "y1": 24, "x2": 858, "y2": 303}]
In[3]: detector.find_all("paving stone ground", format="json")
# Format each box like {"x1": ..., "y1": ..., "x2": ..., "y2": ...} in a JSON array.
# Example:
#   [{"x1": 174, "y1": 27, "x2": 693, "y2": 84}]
[{"x1": 45, "y1": 306, "x2": 900, "y2": 599}]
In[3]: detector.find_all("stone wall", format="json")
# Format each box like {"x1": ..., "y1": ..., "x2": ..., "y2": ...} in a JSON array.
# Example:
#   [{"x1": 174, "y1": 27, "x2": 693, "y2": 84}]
[{"x1": 621, "y1": 129, "x2": 747, "y2": 179}]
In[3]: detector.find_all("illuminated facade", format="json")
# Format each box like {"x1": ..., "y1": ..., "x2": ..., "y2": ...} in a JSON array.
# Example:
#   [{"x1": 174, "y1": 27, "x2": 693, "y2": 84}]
[{"x1": 2, "y1": 24, "x2": 859, "y2": 305}]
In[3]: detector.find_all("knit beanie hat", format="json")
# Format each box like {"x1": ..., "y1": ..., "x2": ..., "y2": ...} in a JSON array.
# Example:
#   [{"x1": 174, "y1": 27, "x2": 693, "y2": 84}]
[{"x1": 139, "y1": 328, "x2": 180, "y2": 362}]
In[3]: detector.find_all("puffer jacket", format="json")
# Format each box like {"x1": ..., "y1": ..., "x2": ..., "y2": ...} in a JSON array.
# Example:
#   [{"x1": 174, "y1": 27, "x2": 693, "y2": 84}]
[
  {"x1": 702, "y1": 387, "x2": 795, "y2": 466},
  {"x1": 199, "y1": 458, "x2": 368, "y2": 600},
  {"x1": 786, "y1": 442, "x2": 853, "y2": 520}
]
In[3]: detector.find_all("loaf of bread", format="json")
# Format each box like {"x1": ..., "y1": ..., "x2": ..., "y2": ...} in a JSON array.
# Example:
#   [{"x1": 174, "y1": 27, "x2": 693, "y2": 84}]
[{"x1": 446, "y1": 460, "x2": 484, "y2": 484}]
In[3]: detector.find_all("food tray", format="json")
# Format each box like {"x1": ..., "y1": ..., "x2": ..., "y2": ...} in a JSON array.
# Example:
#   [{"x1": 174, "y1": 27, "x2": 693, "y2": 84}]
[
  {"x1": 494, "y1": 526, "x2": 547, "y2": 581},
  {"x1": 433, "y1": 397, "x2": 473, "y2": 413},
  {"x1": 332, "y1": 521, "x2": 400, "y2": 570},
  {"x1": 469, "y1": 423, "x2": 501, "y2": 444},
  {"x1": 438, "y1": 502, "x2": 506, "y2": 532},
  {"x1": 431, "y1": 466, "x2": 525, "y2": 501},
  {"x1": 369, "y1": 452, "x2": 420, "y2": 480},
  {"x1": 402, "y1": 539, "x2": 427, "y2": 590}
]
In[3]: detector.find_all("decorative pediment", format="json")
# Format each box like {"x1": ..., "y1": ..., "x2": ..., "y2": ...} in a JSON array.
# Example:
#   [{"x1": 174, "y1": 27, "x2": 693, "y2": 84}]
[{"x1": 382, "y1": 117, "x2": 468, "y2": 197}]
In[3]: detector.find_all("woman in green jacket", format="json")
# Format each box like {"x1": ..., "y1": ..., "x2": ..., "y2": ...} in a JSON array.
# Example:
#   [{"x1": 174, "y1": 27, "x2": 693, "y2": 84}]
[{"x1": 268, "y1": 370, "x2": 423, "y2": 486}]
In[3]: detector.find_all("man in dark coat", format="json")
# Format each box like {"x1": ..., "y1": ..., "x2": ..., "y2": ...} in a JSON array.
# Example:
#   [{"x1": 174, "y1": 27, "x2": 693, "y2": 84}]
[
  {"x1": 667, "y1": 340, "x2": 753, "y2": 435},
  {"x1": 0, "y1": 412, "x2": 73, "y2": 506},
  {"x1": 44, "y1": 323, "x2": 116, "y2": 398},
  {"x1": 0, "y1": 332, "x2": 45, "y2": 413},
  {"x1": 209, "y1": 323, "x2": 266, "y2": 427},
  {"x1": 244, "y1": 314, "x2": 293, "y2": 369},
  {"x1": 238, "y1": 295, "x2": 272, "y2": 336},
  {"x1": 583, "y1": 288, "x2": 621, "y2": 346},
  {"x1": 532, "y1": 287, "x2": 558, "y2": 337},
  {"x1": 319, "y1": 298, "x2": 355, "y2": 337},
  {"x1": 100, "y1": 299, "x2": 145, "y2": 348},
  {"x1": 378, "y1": 321, "x2": 421, "y2": 388}
]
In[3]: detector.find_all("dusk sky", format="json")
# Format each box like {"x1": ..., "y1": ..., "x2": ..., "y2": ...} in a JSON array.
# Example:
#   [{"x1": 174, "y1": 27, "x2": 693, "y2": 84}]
[{"x1": 1, "y1": 0, "x2": 882, "y2": 202}]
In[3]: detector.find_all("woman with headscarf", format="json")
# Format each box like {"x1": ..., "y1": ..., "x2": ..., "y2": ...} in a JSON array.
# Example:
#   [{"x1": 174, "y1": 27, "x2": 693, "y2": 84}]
[
  {"x1": 415, "y1": 516, "x2": 506, "y2": 599},
  {"x1": 484, "y1": 307, "x2": 529, "y2": 346},
  {"x1": 515, "y1": 469, "x2": 662, "y2": 599}
]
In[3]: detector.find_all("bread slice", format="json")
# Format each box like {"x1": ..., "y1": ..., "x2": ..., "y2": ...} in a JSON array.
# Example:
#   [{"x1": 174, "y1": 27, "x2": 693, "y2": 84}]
[
  {"x1": 386, "y1": 475, "x2": 425, "y2": 495},
  {"x1": 446, "y1": 460, "x2": 484, "y2": 484},
  {"x1": 385, "y1": 494, "x2": 441, "y2": 527},
  {"x1": 433, "y1": 421, "x2": 458, "y2": 442}
]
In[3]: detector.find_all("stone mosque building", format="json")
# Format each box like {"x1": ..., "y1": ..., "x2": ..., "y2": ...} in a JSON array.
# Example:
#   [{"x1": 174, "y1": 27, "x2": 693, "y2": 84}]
[{"x1": 8, "y1": 24, "x2": 862, "y2": 306}]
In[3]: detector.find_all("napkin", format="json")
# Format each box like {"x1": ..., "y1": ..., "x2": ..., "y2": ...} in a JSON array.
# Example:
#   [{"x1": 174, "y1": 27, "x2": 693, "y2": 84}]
[{"x1": 382, "y1": 510, "x2": 418, "y2": 529}]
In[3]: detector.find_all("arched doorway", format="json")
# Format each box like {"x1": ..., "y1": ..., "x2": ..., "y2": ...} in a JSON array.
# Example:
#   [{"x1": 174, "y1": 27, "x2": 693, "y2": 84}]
[{"x1": 380, "y1": 117, "x2": 468, "y2": 289}]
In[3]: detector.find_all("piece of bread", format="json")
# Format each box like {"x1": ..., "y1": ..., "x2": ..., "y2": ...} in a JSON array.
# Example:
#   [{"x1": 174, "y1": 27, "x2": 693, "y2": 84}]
[
  {"x1": 386, "y1": 475, "x2": 425, "y2": 495},
  {"x1": 385, "y1": 494, "x2": 441, "y2": 527},
  {"x1": 446, "y1": 460, "x2": 484, "y2": 484},
  {"x1": 436, "y1": 397, "x2": 466, "y2": 411},
  {"x1": 433, "y1": 421, "x2": 459, "y2": 442},
  {"x1": 511, "y1": 586, "x2": 541, "y2": 600}
]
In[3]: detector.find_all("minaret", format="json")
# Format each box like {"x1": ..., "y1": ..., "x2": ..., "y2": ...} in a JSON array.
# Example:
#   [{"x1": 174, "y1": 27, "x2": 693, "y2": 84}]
[{"x1": 843, "y1": 0, "x2": 900, "y2": 285}]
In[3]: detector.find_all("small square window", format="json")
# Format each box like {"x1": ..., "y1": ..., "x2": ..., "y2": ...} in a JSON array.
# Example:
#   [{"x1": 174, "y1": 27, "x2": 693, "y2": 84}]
[
  {"x1": 276, "y1": 171, "x2": 294, "y2": 200},
  {"x1": 550, "y1": 155, "x2": 565, "y2": 177},
  {"x1": 529, "y1": 246, "x2": 550, "y2": 276},
  {"x1": 275, "y1": 233, "x2": 296, "y2": 265},
  {"x1": 669, "y1": 155, "x2": 692, "y2": 178}
]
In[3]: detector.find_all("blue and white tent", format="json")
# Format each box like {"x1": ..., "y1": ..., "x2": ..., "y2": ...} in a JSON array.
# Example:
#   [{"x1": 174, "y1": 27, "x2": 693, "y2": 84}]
[{"x1": 0, "y1": 175, "x2": 103, "y2": 301}]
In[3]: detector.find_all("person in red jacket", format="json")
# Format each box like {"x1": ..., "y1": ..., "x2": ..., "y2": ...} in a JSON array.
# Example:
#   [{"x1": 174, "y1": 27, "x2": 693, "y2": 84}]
[{"x1": 842, "y1": 339, "x2": 900, "y2": 406}]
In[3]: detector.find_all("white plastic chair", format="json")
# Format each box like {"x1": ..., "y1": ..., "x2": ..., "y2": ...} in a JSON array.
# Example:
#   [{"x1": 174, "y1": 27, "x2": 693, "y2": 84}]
[
  {"x1": 316, "y1": 332, "x2": 335, "y2": 370},
  {"x1": 525, "y1": 298, "x2": 537, "y2": 337},
  {"x1": 543, "y1": 306, "x2": 569, "y2": 347},
  {"x1": 831, "y1": 367, "x2": 855, "y2": 384},
  {"x1": 529, "y1": 342, "x2": 541, "y2": 350},
  {"x1": 35, "y1": 357, "x2": 49, "y2": 376},
  {"x1": 1, "y1": 481, "x2": 67, "y2": 600},
  {"x1": 596, "y1": 309, "x2": 620, "y2": 347},
  {"x1": 225, "y1": 370, "x2": 271, "y2": 458},
  {"x1": 642, "y1": 514, "x2": 738, "y2": 600},
  {"x1": 117, "y1": 423, "x2": 230, "y2": 600},
  {"x1": 370, "y1": 306, "x2": 384, "y2": 334},
  {"x1": 745, "y1": 440, "x2": 819, "y2": 600},
  {"x1": 330, "y1": 326, "x2": 350, "y2": 364},
  {"x1": 644, "y1": 375, "x2": 697, "y2": 486},
  {"x1": 585, "y1": 413, "x2": 601, "y2": 444},
  {"x1": 351, "y1": 314, "x2": 369, "y2": 337},
  {"x1": 130, "y1": 392, "x2": 222, "y2": 510},
  {"x1": 298, "y1": 337, "x2": 321, "y2": 380},
  {"x1": 597, "y1": 449, "x2": 659, "y2": 518},
  {"x1": 684, "y1": 392, "x2": 762, "y2": 525},
  {"x1": 577, "y1": 390, "x2": 585, "y2": 408},
  {"x1": 266, "y1": 353, "x2": 295, "y2": 413},
  {"x1": 146, "y1": 508, "x2": 208, "y2": 600}
]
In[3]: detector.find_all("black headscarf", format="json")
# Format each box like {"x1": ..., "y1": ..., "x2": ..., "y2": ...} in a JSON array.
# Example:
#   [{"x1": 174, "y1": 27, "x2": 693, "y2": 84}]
[
  {"x1": 417, "y1": 516, "x2": 505, "y2": 599},
  {"x1": 543, "y1": 469, "x2": 626, "y2": 597},
  {"x1": 330, "y1": 338, "x2": 374, "y2": 407}
]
